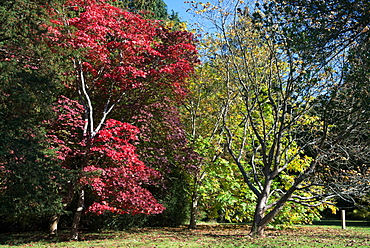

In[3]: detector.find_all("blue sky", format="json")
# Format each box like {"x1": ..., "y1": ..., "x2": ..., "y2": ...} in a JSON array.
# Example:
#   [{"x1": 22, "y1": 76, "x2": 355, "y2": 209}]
[
  {"x1": 163, "y1": 0, "x2": 213, "y2": 33},
  {"x1": 164, "y1": 1, "x2": 255, "y2": 32},
  {"x1": 164, "y1": 0, "x2": 194, "y2": 23}
]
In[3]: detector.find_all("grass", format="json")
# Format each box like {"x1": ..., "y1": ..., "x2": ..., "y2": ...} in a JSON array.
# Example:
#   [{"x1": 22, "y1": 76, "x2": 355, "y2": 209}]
[{"x1": 0, "y1": 223, "x2": 369, "y2": 247}]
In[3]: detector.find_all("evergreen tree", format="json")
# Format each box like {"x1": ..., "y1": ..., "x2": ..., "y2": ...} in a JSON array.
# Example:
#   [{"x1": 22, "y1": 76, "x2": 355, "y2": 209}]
[
  {"x1": 117, "y1": 0, "x2": 170, "y2": 20},
  {"x1": 0, "y1": 0, "x2": 67, "y2": 230}
]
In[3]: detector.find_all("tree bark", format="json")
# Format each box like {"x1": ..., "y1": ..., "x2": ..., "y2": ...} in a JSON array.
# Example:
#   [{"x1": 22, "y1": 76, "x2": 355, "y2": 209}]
[
  {"x1": 249, "y1": 198, "x2": 289, "y2": 236},
  {"x1": 189, "y1": 191, "x2": 199, "y2": 229},
  {"x1": 49, "y1": 214, "x2": 61, "y2": 236},
  {"x1": 249, "y1": 178, "x2": 273, "y2": 237},
  {"x1": 249, "y1": 170, "x2": 314, "y2": 236},
  {"x1": 49, "y1": 181, "x2": 75, "y2": 236},
  {"x1": 250, "y1": 200, "x2": 268, "y2": 236},
  {"x1": 71, "y1": 188, "x2": 85, "y2": 240}
]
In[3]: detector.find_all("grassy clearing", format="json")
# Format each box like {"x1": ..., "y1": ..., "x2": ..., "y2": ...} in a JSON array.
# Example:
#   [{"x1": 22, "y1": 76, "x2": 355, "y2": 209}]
[{"x1": 0, "y1": 224, "x2": 369, "y2": 247}]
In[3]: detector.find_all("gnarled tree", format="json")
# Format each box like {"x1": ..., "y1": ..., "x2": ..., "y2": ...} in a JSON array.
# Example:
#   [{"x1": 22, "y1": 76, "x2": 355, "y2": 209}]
[{"x1": 191, "y1": 0, "x2": 370, "y2": 236}]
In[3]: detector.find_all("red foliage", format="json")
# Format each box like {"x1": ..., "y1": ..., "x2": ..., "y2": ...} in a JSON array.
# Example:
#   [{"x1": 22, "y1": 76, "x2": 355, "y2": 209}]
[
  {"x1": 47, "y1": 99, "x2": 165, "y2": 214},
  {"x1": 45, "y1": 96, "x2": 86, "y2": 162},
  {"x1": 85, "y1": 119, "x2": 164, "y2": 215},
  {"x1": 44, "y1": 0, "x2": 198, "y2": 217},
  {"x1": 46, "y1": 0, "x2": 198, "y2": 97}
]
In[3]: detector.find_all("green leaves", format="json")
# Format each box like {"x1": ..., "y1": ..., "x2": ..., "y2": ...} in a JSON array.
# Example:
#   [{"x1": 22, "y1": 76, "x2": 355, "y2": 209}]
[
  {"x1": 263, "y1": 0, "x2": 370, "y2": 64},
  {"x1": 0, "y1": 0, "x2": 66, "y2": 225}
]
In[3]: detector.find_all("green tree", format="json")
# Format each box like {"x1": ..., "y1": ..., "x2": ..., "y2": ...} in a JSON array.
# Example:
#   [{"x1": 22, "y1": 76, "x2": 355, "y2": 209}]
[
  {"x1": 181, "y1": 62, "x2": 226, "y2": 228},
  {"x1": 116, "y1": 0, "x2": 170, "y2": 20},
  {"x1": 260, "y1": 0, "x2": 370, "y2": 64},
  {"x1": 265, "y1": 0, "x2": 370, "y2": 211},
  {"x1": 0, "y1": 0, "x2": 68, "y2": 230},
  {"x1": 182, "y1": 39, "x2": 322, "y2": 229},
  {"x1": 189, "y1": 0, "x2": 369, "y2": 236}
]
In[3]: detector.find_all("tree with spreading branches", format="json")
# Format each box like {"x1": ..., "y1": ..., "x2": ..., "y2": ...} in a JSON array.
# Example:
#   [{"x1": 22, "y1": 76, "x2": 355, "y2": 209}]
[{"x1": 189, "y1": 0, "x2": 370, "y2": 236}]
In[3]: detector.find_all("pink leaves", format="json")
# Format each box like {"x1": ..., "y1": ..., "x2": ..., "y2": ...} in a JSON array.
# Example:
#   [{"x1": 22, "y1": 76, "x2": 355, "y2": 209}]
[
  {"x1": 86, "y1": 179, "x2": 165, "y2": 215},
  {"x1": 47, "y1": 99, "x2": 165, "y2": 214},
  {"x1": 45, "y1": 0, "x2": 198, "y2": 95},
  {"x1": 42, "y1": 0, "x2": 199, "y2": 218},
  {"x1": 87, "y1": 202, "x2": 119, "y2": 215},
  {"x1": 92, "y1": 120, "x2": 142, "y2": 166},
  {"x1": 45, "y1": 96, "x2": 86, "y2": 162},
  {"x1": 83, "y1": 119, "x2": 165, "y2": 215},
  {"x1": 94, "y1": 119, "x2": 139, "y2": 146},
  {"x1": 87, "y1": 184, "x2": 165, "y2": 215}
]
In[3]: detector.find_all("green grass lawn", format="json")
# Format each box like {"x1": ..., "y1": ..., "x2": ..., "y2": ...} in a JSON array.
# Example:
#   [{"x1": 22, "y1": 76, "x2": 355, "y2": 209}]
[{"x1": 0, "y1": 223, "x2": 369, "y2": 247}]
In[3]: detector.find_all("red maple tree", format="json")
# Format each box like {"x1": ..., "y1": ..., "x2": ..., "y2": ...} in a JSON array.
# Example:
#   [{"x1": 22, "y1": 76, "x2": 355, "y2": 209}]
[{"x1": 44, "y1": 0, "x2": 198, "y2": 239}]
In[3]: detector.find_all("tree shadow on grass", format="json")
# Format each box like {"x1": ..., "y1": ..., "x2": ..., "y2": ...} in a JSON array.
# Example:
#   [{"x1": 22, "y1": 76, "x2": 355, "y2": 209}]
[
  {"x1": 0, "y1": 232, "x2": 60, "y2": 246},
  {"x1": 0, "y1": 230, "x2": 122, "y2": 246}
]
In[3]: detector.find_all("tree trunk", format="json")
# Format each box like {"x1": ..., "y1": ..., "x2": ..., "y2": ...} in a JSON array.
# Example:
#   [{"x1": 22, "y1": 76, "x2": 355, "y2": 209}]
[
  {"x1": 250, "y1": 223, "x2": 267, "y2": 237},
  {"x1": 249, "y1": 178, "x2": 273, "y2": 237},
  {"x1": 71, "y1": 188, "x2": 85, "y2": 240},
  {"x1": 49, "y1": 181, "x2": 75, "y2": 236},
  {"x1": 250, "y1": 202, "x2": 268, "y2": 236},
  {"x1": 70, "y1": 136, "x2": 91, "y2": 240},
  {"x1": 189, "y1": 171, "x2": 206, "y2": 229},
  {"x1": 249, "y1": 176, "x2": 306, "y2": 236},
  {"x1": 49, "y1": 214, "x2": 61, "y2": 236},
  {"x1": 189, "y1": 191, "x2": 199, "y2": 229},
  {"x1": 250, "y1": 214, "x2": 269, "y2": 236},
  {"x1": 250, "y1": 199, "x2": 290, "y2": 236}
]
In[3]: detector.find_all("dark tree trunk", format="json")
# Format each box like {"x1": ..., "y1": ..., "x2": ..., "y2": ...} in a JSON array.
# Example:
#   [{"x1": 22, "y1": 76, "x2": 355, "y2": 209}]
[
  {"x1": 70, "y1": 138, "x2": 91, "y2": 240},
  {"x1": 249, "y1": 178, "x2": 272, "y2": 236},
  {"x1": 250, "y1": 199, "x2": 268, "y2": 236},
  {"x1": 189, "y1": 191, "x2": 199, "y2": 229},
  {"x1": 71, "y1": 188, "x2": 85, "y2": 240}
]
